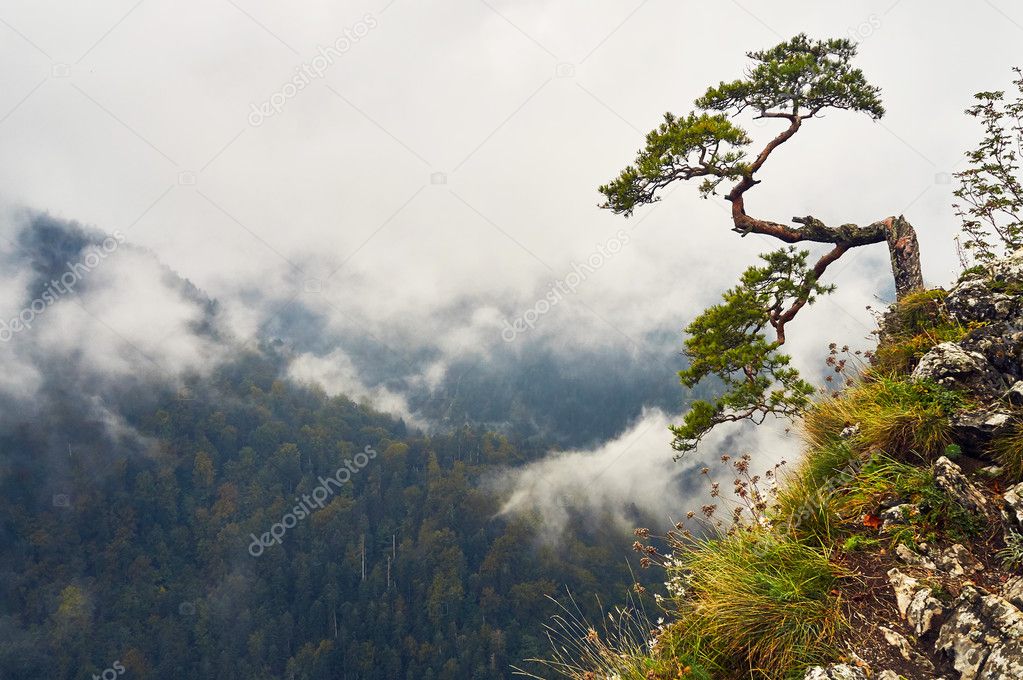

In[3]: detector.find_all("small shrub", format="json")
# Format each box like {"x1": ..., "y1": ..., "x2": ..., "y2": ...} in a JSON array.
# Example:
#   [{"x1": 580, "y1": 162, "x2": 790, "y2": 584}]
[
  {"x1": 668, "y1": 530, "x2": 844, "y2": 679},
  {"x1": 998, "y1": 531, "x2": 1023, "y2": 569}
]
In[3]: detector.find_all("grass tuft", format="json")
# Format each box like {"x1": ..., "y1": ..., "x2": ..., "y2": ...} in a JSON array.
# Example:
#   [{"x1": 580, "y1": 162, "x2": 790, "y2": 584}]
[
  {"x1": 993, "y1": 420, "x2": 1023, "y2": 482},
  {"x1": 803, "y1": 374, "x2": 964, "y2": 461},
  {"x1": 780, "y1": 451, "x2": 984, "y2": 548},
  {"x1": 774, "y1": 438, "x2": 858, "y2": 545},
  {"x1": 515, "y1": 591, "x2": 711, "y2": 680},
  {"x1": 872, "y1": 289, "x2": 975, "y2": 374},
  {"x1": 666, "y1": 530, "x2": 844, "y2": 679}
]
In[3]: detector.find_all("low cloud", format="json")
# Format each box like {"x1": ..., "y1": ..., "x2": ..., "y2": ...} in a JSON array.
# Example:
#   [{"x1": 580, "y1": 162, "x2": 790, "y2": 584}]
[
  {"x1": 288, "y1": 347, "x2": 428, "y2": 429},
  {"x1": 494, "y1": 405, "x2": 802, "y2": 540}
]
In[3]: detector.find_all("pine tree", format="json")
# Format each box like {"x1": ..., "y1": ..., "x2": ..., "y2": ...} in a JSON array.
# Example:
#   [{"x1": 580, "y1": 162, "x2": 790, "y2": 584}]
[{"x1": 600, "y1": 34, "x2": 925, "y2": 454}]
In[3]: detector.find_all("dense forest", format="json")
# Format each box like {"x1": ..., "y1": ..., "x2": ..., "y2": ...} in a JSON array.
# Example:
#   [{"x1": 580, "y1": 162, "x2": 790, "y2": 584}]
[{"x1": 0, "y1": 351, "x2": 660, "y2": 679}]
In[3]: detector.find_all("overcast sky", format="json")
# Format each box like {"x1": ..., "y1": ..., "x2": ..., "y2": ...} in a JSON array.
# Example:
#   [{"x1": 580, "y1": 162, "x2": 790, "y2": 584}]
[{"x1": 1, "y1": 1, "x2": 1021, "y2": 506}]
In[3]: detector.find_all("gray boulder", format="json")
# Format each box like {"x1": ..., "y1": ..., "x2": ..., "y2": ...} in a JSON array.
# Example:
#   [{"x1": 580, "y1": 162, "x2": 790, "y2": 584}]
[
  {"x1": 803, "y1": 664, "x2": 868, "y2": 680},
  {"x1": 934, "y1": 457, "x2": 991, "y2": 519},
  {"x1": 912, "y1": 343, "x2": 1005, "y2": 398},
  {"x1": 946, "y1": 278, "x2": 1015, "y2": 323},
  {"x1": 950, "y1": 408, "x2": 1015, "y2": 459},
  {"x1": 935, "y1": 584, "x2": 1023, "y2": 679},
  {"x1": 960, "y1": 324, "x2": 1023, "y2": 384}
]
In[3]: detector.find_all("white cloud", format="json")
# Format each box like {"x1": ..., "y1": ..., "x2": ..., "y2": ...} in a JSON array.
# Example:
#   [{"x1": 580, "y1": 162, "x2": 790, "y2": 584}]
[
  {"x1": 288, "y1": 347, "x2": 426, "y2": 428},
  {"x1": 494, "y1": 404, "x2": 803, "y2": 540}
]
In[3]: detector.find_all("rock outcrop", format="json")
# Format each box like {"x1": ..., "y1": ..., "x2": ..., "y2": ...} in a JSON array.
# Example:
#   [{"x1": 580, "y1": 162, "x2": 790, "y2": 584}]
[
  {"x1": 803, "y1": 664, "x2": 868, "y2": 679},
  {"x1": 933, "y1": 456, "x2": 992, "y2": 519},
  {"x1": 867, "y1": 251, "x2": 1023, "y2": 679},
  {"x1": 935, "y1": 585, "x2": 1023, "y2": 680},
  {"x1": 912, "y1": 342, "x2": 1006, "y2": 398},
  {"x1": 904, "y1": 251, "x2": 1023, "y2": 460}
]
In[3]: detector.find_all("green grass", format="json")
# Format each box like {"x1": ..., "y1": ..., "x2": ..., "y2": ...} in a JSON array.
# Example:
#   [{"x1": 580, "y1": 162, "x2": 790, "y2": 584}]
[
  {"x1": 803, "y1": 374, "x2": 965, "y2": 461},
  {"x1": 872, "y1": 289, "x2": 975, "y2": 374},
  {"x1": 840, "y1": 534, "x2": 880, "y2": 553},
  {"x1": 775, "y1": 438, "x2": 859, "y2": 545},
  {"x1": 789, "y1": 453, "x2": 983, "y2": 547},
  {"x1": 993, "y1": 420, "x2": 1023, "y2": 482},
  {"x1": 664, "y1": 530, "x2": 844, "y2": 680}
]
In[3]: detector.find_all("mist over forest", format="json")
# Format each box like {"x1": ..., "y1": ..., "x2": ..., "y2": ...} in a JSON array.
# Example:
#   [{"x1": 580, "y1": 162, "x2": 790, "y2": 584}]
[{"x1": 2, "y1": 2, "x2": 1021, "y2": 679}]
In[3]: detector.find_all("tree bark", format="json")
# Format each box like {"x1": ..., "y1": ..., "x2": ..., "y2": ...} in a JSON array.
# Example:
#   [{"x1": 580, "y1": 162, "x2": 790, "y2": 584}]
[
  {"x1": 883, "y1": 215, "x2": 924, "y2": 300},
  {"x1": 728, "y1": 204, "x2": 926, "y2": 302},
  {"x1": 720, "y1": 114, "x2": 925, "y2": 304}
]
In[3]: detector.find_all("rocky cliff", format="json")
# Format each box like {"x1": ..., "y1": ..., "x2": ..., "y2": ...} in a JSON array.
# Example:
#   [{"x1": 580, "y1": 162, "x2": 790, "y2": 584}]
[{"x1": 807, "y1": 251, "x2": 1023, "y2": 679}]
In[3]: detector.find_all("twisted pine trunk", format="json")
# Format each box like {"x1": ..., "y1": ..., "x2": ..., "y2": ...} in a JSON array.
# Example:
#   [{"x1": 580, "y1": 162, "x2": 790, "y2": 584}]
[{"x1": 884, "y1": 215, "x2": 924, "y2": 300}]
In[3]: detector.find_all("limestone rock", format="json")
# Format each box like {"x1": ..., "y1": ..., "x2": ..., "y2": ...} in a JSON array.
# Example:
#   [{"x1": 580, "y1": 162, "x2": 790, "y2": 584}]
[
  {"x1": 960, "y1": 324, "x2": 1023, "y2": 384},
  {"x1": 1002, "y1": 483, "x2": 1023, "y2": 532},
  {"x1": 880, "y1": 625, "x2": 936, "y2": 673},
  {"x1": 987, "y1": 248, "x2": 1023, "y2": 290},
  {"x1": 935, "y1": 584, "x2": 1023, "y2": 680},
  {"x1": 880, "y1": 625, "x2": 914, "y2": 660},
  {"x1": 803, "y1": 664, "x2": 867, "y2": 680},
  {"x1": 1003, "y1": 576, "x2": 1023, "y2": 610},
  {"x1": 889, "y1": 568, "x2": 922, "y2": 617},
  {"x1": 946, "y1": 278, "x2": 1017, "y2": 325},
  {"x1": 888, "y1": 568, "x2": 944, "y2": 635},
  {"x1": 895, "y1": 543, "x2": 936, "y2": 570},
  {"x1": 934, "y1": 457, "x2": 991, "y2": 519},
  {"x1": 896, "y1": 542, "x2": 984, "y2": 577},
  {"x1": 951, "y1": 408, "x2": 1015, "y2": 458},
  {"x1": 912, "y1": 343, "x2": 1005, "y2": 398},
  {"x1": 907, "y1": 588, "x2": 945, "y2": 635}
]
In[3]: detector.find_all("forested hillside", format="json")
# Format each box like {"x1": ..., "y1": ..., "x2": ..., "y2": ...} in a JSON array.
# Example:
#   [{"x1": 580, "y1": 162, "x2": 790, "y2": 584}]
[{"x1": 0, "y1": 352, "x2": 650, "y2": 679}]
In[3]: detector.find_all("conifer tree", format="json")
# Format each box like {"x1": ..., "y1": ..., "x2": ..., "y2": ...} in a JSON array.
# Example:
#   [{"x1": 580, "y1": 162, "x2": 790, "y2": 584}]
[{"x1": 600, "y1": 34, "x2": 924, "y2": 454}]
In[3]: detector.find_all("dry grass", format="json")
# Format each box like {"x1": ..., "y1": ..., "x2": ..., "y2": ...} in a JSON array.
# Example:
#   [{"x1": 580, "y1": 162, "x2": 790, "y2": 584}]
[
  {"x1": 803, "y1": 374, "x2": 964, "y2": 460},
  {"x1": 666, "y1": 530, "x2": 844, "y2": 679},
  {"x1": 514, "y1": 592, "x2": 710, "y2": 680}
]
